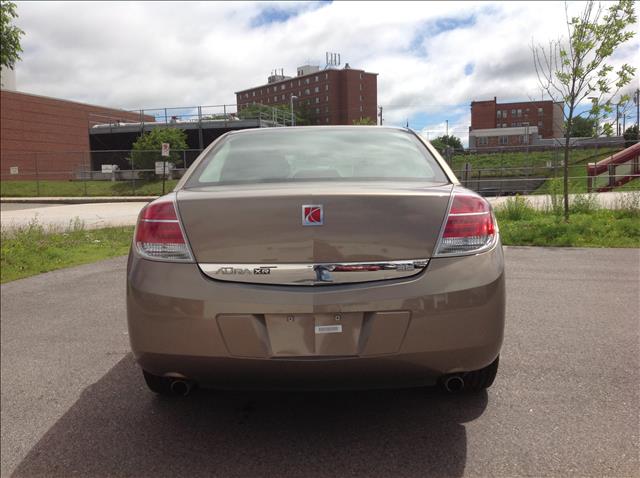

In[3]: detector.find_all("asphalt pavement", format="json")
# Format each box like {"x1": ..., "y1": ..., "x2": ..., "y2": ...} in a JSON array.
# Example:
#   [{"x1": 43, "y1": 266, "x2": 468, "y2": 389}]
[{"x1": 1, "y1": 247, "x2": 638, "y2": 477}]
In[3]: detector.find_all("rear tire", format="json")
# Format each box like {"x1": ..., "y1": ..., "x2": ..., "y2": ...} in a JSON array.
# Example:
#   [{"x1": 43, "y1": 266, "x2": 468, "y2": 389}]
[
  {"x1": 142, "y1": 370, "x2": 172, "y2": 395},
  {"x1": 441, "y1": 356, "x2": 499, "y2": 393}
]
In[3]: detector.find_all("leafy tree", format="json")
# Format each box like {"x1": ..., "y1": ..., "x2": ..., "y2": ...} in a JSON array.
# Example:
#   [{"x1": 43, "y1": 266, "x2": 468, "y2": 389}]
[
  {"x1": 623, "y1": 124, "x2": 638, "y2": 147},
  {"x1": 130, "y1": 128, "x2": 188, "y2": 175},
  {"x1": 352, "y1": 117, "x2": 376, "y2": 125},
  {"x1": 431, "y1": 134, "x2": 463, "y2": 152},
  {"x1": 565, "y1": 116, "x2": 596, "y2": 137},
  {"x1": 532, "y1": 0, "x2": 636, "y2": 221},
  {"x1": 0, "y1": 1, "x2": 24, "y2": 85}
]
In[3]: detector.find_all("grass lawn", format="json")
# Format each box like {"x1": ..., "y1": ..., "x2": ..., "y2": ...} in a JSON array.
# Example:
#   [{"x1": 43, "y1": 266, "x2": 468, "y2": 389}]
[
  {"x1": 0, "y1": 179, "x2": 178, "y2": 197},
  {"x1": 450, "y1": 147, "x2": 618, "y2": 179},
  {"x1": 495, "y1": 197, "x2": 640, "y2": 248},
  {"x1": 1, "y1": 222, "x2": 135, "y2": 283}
]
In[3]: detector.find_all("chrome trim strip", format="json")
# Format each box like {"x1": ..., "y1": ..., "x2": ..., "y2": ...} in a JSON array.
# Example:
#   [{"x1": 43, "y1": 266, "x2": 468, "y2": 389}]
[{"x1": 199, "y1": 259, "x2": 429, "y2": 286}]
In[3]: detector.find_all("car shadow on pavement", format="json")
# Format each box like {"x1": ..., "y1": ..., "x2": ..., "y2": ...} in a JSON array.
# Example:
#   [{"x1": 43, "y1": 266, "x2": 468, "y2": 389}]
[{"x1": 13, "y1": 355, "x2": 488, "y2": 478}]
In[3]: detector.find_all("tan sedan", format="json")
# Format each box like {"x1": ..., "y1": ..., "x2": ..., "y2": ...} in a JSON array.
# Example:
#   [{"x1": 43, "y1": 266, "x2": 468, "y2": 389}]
[{"x1": 127, "y1": 126, "x2": 504, "y2": 396}]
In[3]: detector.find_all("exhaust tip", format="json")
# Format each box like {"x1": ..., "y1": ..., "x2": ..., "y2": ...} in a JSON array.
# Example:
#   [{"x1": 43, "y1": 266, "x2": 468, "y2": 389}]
[
  {"x1": 443, "y1": 375, "x2": 465, "y2": 393},
  {"x1": 170, "y1": 379, "x2": 192, "y2": 396}
]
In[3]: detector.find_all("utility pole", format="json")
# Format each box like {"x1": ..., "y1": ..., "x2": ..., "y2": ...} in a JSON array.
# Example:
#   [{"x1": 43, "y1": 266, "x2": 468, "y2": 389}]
[
  {"x1": 378, "y1": 106, "x2": 383, "y2": 125},
  {"x1": 616, "y1": 103, "x2": 620, "y2": 136},
  {"x1": 446, "y1": 120, "x2": 449, "y2": 137},
  {"x1": 290, "y1": 95, "x2": 298, "y2": 126},
  {"x1": 635, "y1": 88, "x2": 640, "y2": 131}
]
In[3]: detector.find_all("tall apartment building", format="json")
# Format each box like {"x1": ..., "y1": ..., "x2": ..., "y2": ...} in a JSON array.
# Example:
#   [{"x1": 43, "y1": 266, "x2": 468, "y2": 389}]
[
  {"x1": 469, "y1": 97, "x2": 563, "y2": 148},
  {"x1": 235, "y1": 63, "x2": 378, "y2": 125}
]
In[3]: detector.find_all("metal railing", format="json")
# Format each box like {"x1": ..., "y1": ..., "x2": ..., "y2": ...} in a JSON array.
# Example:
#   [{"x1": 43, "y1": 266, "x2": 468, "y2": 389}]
[
  {"x1": 88, "y1": 103, "x2": 295, "y2": 131},
  {"x1": 586, "y1": 142, "x2": 640, "y2": 192}
]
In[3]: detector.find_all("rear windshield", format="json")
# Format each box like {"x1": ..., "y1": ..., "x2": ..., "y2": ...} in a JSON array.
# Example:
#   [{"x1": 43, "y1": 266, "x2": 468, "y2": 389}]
[{"x1": 185, "y1": 128, "x2": 448, "y2": 187}]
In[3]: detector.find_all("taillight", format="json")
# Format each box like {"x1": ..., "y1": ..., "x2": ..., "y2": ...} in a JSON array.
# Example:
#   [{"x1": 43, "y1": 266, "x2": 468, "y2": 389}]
[
  {"x1": 435, "y1": 193, "x2": 497, "y2": 256},
  {"x1": 135, "y1": 197, "x2": 193, "y2": 261}
]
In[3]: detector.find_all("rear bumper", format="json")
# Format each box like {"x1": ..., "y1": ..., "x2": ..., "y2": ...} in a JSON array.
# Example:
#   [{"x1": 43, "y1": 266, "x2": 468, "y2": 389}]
[{"x1": 126, "y1": 243, "x2": 505, "y2": 389}]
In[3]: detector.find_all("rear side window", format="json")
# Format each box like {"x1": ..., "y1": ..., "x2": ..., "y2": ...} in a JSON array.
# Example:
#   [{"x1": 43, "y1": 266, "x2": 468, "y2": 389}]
[{"x1": 186, "y1": 128, "x2": 448, "y2": 186}]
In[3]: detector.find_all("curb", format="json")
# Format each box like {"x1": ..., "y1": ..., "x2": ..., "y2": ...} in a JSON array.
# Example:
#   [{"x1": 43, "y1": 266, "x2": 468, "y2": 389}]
[{"x1": 0, "y1": 196, "x2": 157, "y2": 204}]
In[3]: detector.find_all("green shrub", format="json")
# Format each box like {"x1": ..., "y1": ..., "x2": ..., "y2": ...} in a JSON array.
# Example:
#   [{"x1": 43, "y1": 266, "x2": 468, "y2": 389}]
[{"x1": 497, "y1": 195, "x2": 536, "y2": 221}]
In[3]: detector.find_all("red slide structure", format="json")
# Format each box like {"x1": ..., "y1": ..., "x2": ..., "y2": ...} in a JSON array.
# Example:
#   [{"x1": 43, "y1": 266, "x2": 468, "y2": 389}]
[{"x1": 587, "y1": 142, "x2": 640, "y2": 192}]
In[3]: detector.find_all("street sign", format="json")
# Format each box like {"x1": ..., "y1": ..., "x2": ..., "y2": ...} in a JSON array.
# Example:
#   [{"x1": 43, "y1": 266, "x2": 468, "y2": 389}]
[
  {"x1": 161, "y1": 143, "x2": 170, "y2": 157},
  {"x1": 155, "y1": 161, "x2": 174, "y2": 175},
  {"x1": 9, "y1": 166, "x2": 18, "y2": 175},
  {"x1": 101, "y1": 164, "x2": 119, "y2": 173}
]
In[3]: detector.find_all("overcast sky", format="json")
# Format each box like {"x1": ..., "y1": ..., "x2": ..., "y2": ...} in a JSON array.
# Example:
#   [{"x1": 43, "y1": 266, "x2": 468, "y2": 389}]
[{"x1": 11, "y1": 1, "x2": 640, "y2": 144}]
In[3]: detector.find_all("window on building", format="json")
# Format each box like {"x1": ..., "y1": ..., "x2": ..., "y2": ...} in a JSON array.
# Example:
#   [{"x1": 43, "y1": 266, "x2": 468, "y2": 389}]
[
  {"x1": 511, "y1": 109, "x2": 516, "y2": 116},
  {"x1": 325, "y1": 84, "x2": 329, "y2": 91},
  {"x1": 274, "y1": 96, "x2": 277, "y2": 102},
  {"x1": 538, "y1": 107, "x2": 543, "y2": 115},
  {"x1": 325, "y1": 96, "x2": 329, "y2": 102},
  {"x1": 244, "y1": 93, "x2": 248, "y2": 99},
  {"x1": 538, "y1": 121, "x2": 543, "y2": 128},
  {"x1": 359, "y1": 73, "x2": 363, "y2": 79},
  {"x1": 315, "y1": 75, "x2": 319, "y2": 82},
  {"x1": 315, "y1": 107, "x2": 320, "y2": 113},
  {"x1": 497, "y1": 111, "x2": 502, "y2": 119},
  {"x1": 325, "y1": 106, "x2": 329, "y2": 113},
  {"x1": 252, "y1": 92, "x2": 255, "y2": 97},
  {"x1": 517, "y1": 109, "x2": 522, "y2": 117},
  {"x1": 359, "y1": 95, "x2": 363, "y2": 101},
  {"x1": 281, "y1": 94, "x2": 285, "y2": 100},
  {"x1": 502, "y1": 123, "x2": 507, "y2": 128},
  {"x1": 290, "y1": 82, "x2": 293, "y2": 88},
  {"x1": 304, "y1": 88, "x2": 310, "y2": 95},
  {"x1": 359, "y1": 105, "x2": 363, "y2": 112},
  {"x1": 298, "y1": 80, "x2": 301, "y2": 86},
  {"x1": 315, "y1": 97, "x2": 320, "y2": 104},
  {"x1": 325, "y1": 73, "x2": 328, "y2": 79},
  {"x1": 280, "y1": 85, "x2": 285, "y2": 91},
  {"x1": 499, "y1": 136, "x2": 509, "y2": 145},
  {"x1": 305, "y1": 78, "x2": 310, "y2": 84},
  {"x1": 518, "y1": 135, "x2": 524, "y2": 144},
  {"x1": 359, "y1": 84, "x2": 362, "y2": 91},
  {"x1": 503, "y1": 110, "x2": 508, "y2": 117},
  {"x1": 314, "y1": 86, "x2": 319, "y2": 93},
  {"x1": 326, "y1": 117, "x2": 330, "y2": 123},
  {"x1": 478, "y1": 137, "x2": 488, "y2": 145}
]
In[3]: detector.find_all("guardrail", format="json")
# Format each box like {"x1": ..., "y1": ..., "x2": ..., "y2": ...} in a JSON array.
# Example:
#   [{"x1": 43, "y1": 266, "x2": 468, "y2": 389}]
[{"x1": 586, "y1": 143, "x2": 640, "y2": 192}]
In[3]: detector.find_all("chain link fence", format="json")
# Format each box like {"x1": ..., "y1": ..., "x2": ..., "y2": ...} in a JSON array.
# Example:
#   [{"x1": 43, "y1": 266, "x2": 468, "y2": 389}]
[{"x1": 1, "y1": 142, "x2": 638, "y2": 198}]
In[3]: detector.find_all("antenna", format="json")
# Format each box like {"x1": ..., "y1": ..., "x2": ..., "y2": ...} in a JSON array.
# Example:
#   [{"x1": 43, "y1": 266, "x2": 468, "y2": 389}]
[{"x1": 325, "y1": 52, "x2": 342, "y2": 68}]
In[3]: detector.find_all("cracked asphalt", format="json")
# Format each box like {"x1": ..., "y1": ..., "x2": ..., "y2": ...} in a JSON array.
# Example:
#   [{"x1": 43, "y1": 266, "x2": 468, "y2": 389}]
[{"x1": 1, "y1": 247, "x2": 638, "y2": 477}]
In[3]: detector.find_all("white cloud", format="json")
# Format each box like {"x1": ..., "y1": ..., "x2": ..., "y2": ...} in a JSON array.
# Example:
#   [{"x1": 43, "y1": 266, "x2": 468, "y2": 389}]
[{"x1": 12, "y1": 0, "x2": 639, "y2": 132}]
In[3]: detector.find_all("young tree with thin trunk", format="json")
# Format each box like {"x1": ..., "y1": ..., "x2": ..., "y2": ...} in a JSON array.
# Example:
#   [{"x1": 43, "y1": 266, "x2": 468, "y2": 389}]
[{"x1": 532, "y1": 0, "x2": 636, "y2": 221}]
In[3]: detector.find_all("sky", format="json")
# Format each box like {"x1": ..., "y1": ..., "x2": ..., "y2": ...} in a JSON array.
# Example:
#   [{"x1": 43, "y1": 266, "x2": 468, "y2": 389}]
[{"x1": 10, "y1": 0, "x2": 640, "y2": 146}]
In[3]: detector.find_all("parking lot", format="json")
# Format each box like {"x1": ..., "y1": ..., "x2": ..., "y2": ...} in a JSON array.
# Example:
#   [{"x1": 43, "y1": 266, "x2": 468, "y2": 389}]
[{"x1": 1, "y1": 247, "x2": 638, "y2": 477}]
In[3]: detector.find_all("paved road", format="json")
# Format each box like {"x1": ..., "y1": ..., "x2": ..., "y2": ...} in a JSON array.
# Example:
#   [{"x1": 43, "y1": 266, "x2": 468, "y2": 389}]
[
  {"x1": 1, "y1": 201, "x2": 148, "y2": 231},
  {"x1": 1, "y1": 191, "x2": 637, "y2": 231},
  {"x1": 1, "y1": 248, "x2": 638, "y2": 477},
  {"x1": 0, "y1": 203, "x2": 58, "y2": 212}
]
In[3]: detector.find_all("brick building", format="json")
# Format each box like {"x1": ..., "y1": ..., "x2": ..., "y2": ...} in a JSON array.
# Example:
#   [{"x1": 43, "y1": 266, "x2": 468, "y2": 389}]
[
  {"x1": 469, "y1": 97, "x2": 563, "y2": 149},
  {"x1": 235, "y1": 64, "x2": 378, "y2": 125},
  {"x1": 1, "y1": 90, "x2": 153, "y2": 180}
]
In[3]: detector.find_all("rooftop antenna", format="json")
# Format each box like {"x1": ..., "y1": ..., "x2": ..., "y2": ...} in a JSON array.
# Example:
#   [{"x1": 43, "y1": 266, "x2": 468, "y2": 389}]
[{"x1": 325, "y1": 52, "x2": 341, "y2": 69}]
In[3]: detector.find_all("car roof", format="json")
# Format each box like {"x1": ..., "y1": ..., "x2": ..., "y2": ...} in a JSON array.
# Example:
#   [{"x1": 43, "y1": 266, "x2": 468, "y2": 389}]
[{"x1": 226, "y1": 125, "x2": 411, "y2": 137}]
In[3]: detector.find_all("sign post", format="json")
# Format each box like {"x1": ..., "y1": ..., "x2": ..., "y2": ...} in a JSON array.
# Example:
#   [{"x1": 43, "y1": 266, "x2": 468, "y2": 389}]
[{"x1": 161, "y1": 143, "x2": 170, "y2": 194}]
